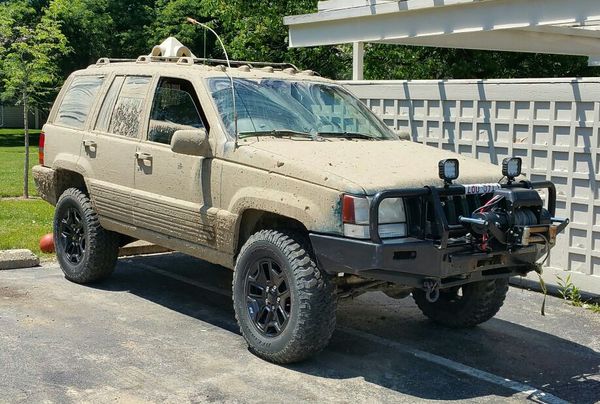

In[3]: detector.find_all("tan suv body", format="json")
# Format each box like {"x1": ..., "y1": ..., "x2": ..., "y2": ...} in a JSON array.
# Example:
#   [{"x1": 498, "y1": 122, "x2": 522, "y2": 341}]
[{"x1": 34, "y1": 48, "x2": 567, "y2": 364}]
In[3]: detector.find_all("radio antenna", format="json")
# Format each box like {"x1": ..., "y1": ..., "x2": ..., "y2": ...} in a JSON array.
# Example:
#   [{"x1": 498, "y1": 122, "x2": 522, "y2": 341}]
[{"x1": 186, "y1": 17, "x2": 239, "y2": 147}]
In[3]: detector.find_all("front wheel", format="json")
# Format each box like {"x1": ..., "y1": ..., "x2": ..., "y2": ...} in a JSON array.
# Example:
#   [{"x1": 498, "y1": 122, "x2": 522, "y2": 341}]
[
  {"x1": 412, "y1": 278, "x2": 509, "y2": 328},
  {"x1": 233, "y1": 230, "x2": 336, "y2": 364}
]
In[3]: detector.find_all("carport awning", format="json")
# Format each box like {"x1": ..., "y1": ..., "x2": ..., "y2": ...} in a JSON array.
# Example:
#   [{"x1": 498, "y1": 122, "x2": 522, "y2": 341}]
[{"x1": 284, "y1": 0, "x2": 600, "y2": 61}]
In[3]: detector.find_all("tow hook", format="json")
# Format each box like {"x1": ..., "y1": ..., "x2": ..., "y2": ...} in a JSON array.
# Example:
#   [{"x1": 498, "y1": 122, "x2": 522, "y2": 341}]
[{"x1": 423, "y1": 279, "x2": 440, "y2": 303}]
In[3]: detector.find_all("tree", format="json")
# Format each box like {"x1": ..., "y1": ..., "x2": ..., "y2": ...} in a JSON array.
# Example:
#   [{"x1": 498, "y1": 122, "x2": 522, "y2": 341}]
[
  {"x1": 149, "y1": 0, "x2": 352, "y2": 79},
  {"x1": 0, "y1": 1, "x2": 69, "y2": 198},
  {"x1": 147, "y1": 0, "x2": 215, "y2": 58},
  {"x1": 49, "y1": 0, "x2": 114, "y2": 74},
  {"x1": 363, "y1": 44, "x2": 596, "y2": 81}
]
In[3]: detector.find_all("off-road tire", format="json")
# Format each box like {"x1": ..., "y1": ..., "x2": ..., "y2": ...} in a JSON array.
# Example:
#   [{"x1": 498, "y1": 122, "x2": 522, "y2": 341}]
[
  {"x1": 233, "y1": 230, "x2": 336, "y2": 364},
  {"x1": 54, "y1": 188, "x2": 119, "y2": 284},
  {"x1": 412, "y1": 278, "x2": 509, "y2": 328}
]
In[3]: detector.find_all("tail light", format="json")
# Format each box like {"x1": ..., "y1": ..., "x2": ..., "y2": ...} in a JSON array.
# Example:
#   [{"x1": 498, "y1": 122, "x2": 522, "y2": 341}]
[
  {"x1": 342, "y1": 194, "x2": 408, "y2": 240},
  {"x1": 38, "y1": 131, "x2": 45, "y2": 165}
]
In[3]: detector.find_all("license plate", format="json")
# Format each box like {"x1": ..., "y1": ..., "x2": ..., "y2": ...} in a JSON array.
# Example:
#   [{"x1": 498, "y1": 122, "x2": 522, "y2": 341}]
[{"x1": 463, "y1": 183, "x2": 501, "y2": 195}]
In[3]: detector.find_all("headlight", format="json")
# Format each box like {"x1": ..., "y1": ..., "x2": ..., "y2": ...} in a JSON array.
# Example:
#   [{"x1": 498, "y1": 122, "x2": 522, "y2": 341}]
[
  {"x1": 502, "y1": 157, "x2": 522, "y2": 179},
  {"x1": 341, "y1": 195, "x2": 407, "y2": 239},
  {"x1": 379, "y1": 198, "x2": 406, "y2": 223}
]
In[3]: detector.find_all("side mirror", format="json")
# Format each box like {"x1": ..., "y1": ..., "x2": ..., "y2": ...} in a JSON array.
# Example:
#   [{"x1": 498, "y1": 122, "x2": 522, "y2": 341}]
[{"x1": 170, "y1": 129, "x2": 209, "y2": 156}]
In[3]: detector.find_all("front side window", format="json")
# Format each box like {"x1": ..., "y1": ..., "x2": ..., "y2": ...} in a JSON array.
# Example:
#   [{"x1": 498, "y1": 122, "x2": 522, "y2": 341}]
[
  {"x1": 55, "y1": 75, "x2": 104, "y2": 129},
  {"x1": 148, "y1": 78, "x2": 205, "y2": 145},
  {"x1": 207, "y1": 78, "x2": 396, "y2": 140},
  {"x1": 95, "y1": 75, "x2": 151, "y2": 138}
]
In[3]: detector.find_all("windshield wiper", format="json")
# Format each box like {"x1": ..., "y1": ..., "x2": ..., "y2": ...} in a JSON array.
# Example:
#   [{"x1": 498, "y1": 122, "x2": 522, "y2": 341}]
[
  {"x1": 239, "y1": 130, "x2": 316, "y2": 140},
  {"x1": 317, "y1": 132, "x2": 380, "y2": 140}
]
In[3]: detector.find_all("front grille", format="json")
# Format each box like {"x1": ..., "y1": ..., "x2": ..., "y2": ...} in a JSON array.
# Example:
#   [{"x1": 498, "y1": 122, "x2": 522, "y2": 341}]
[
  {"x1": 405, "y1": 193, "x2": 493, "y2": 239},
  {"x1": 441, "y1": 194, "x2": 485, "y2": 226}
]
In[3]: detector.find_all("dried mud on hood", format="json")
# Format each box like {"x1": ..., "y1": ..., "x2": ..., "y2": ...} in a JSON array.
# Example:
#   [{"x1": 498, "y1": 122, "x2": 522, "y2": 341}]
[{"x1": 233, "y1": 139, "x2": 502, "y2": 195}]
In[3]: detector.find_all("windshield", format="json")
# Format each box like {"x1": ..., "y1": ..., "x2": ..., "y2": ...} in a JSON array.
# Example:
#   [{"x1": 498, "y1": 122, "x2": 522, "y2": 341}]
[{"x1": 207, "y1": 78, "x2": 397, "y2": 140}]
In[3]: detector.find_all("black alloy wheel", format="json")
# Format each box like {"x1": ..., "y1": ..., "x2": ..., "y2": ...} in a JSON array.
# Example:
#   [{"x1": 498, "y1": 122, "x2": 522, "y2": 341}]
[
  {"x1": 54, "y1": 188, "x2": 119, "y2": 284},
  {"x1": 245, "y1": 257, "x2": 291, "y2": 337},
  {"x1": 58, "y1": 207, "x2": 86, "y2": 264},
  {"x1": 233, "y1": 230, "x2": 336, "y2": 364}
]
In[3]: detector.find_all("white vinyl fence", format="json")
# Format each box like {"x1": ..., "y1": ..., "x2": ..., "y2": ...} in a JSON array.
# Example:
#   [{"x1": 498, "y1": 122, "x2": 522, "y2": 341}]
[{"x1": 344, "y1": 78, "x2": 600, "y2": 294}]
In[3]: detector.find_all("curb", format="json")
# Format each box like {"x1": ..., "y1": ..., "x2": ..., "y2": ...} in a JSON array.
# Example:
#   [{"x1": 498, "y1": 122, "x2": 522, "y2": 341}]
[
  {"x1": 0, "y1": 249, "x2": 40, "y2": 270},
  {"x1": 510, "y1": 276, "x2": 600, "y2": 301}
]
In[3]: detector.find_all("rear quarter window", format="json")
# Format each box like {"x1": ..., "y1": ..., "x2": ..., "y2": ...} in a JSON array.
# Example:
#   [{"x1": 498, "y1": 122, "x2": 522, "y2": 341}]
[{"x1": 54, "y1": 75, "x2": 105, "y2": 129}]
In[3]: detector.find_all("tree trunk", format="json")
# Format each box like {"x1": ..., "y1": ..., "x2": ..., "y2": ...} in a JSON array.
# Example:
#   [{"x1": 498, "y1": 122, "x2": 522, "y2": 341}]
[{"x1": 23, "y1": 92, "x2": 29, "y2": 199}]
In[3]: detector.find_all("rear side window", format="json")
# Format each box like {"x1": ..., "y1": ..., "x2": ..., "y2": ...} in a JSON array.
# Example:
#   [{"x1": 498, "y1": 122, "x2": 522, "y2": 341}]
[
  {"x1": 55, "y1": 75, "x2": 104, "y2": 129},
  {"x1": 95, "y1": 75, "x2": 151, "y2": 138}
]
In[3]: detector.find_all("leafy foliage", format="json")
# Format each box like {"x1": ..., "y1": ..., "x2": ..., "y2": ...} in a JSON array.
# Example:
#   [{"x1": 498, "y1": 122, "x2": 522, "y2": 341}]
[
  {"x1": 0, "y1": 0, "x2": 69, "y2": 197},
  {"x1": 364, "y1": 45, "x2": 596, "y2": 80},
  {"x1": 3, "y1": 0, "x2": 599, "y2": 87},
  {"x1": 557, "y1": 275, "x2": 600, "y2": 314},
  {"x1": 0, "y1": 0, "x2": 69, "y2": 107}
]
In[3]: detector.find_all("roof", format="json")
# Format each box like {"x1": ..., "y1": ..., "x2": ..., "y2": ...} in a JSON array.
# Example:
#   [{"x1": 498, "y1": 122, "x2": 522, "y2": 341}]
[
  {"x1": 81, "y1": 58, "x2": 329, "y2": 82},
  {"x1": 284, "y1": 0, "x2": 600, "y2": 63}
]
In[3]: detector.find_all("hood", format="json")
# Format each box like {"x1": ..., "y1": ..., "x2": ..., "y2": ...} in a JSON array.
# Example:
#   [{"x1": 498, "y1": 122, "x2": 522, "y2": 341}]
[{"x1": 232, "y1": 139, "x2": 502, "y2": 194}]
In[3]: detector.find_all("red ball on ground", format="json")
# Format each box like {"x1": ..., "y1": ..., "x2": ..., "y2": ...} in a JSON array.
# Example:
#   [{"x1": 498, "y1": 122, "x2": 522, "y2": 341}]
[{"x1": 40, "y1": 233, "x2": 55, "y2": 253}]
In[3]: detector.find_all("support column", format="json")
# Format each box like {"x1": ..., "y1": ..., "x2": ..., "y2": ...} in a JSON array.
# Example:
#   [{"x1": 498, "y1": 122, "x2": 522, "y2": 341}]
[{"x1": 352, "y1": 41, "x2": 364, "y2": 81}]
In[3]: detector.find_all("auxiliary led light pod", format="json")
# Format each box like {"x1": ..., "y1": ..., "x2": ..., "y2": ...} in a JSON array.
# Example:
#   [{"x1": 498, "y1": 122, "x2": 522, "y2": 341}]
[{"x1": 438, "y1": 159, "x2": 459, "y2": 184}]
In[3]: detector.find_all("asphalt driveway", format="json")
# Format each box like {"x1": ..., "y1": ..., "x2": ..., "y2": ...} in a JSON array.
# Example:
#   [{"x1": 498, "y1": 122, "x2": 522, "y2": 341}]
[{"x1": 1, "y1": 253, "x2": 598, "y2": 403}]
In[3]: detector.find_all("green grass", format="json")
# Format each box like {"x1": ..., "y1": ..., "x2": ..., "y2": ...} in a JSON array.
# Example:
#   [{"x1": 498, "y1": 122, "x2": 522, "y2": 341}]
[
  {"x1": 0, "y1": 129, "x2": 53, "y2": 257},
  {"x1": 0, "y1": 199, "x2": 54, "y2": 257},
  {"x1": 0, "y1": 128, "x2": 42, "y2": 198}
]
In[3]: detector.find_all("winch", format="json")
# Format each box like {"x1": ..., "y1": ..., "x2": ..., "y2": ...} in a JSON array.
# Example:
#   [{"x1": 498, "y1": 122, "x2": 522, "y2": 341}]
[{"x1": 459, "y1": 187, "x2": 564, "y2": 250}]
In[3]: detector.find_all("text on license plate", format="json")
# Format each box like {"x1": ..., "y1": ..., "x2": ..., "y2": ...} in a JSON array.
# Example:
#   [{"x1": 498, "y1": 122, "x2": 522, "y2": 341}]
[{"x1": 463, "y1": 183, "x2": 501, "y2": 195}]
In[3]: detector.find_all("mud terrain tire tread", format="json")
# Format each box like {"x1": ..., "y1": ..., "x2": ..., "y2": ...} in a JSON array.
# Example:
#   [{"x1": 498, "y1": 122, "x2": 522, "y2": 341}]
[
  {"x1": 233, "y1": 229, "x2": 336, "y2": 364},
  {"x1": 54, "y1": 188, "x2": 119, "y2": 284},
  {"x1": 412, "y1": 278, "x2": 509, "y2": 328}
]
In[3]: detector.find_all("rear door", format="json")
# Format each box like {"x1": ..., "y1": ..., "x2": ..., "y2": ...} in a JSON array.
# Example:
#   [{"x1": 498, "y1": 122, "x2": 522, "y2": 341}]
[
  {"x1": 82, "y1": 75, "x2": 153, "y2": 226},
  {"x1": 132, "y1": 76, "x2": 216, "y2": 247},
  {"x1": 44, "y1": 75, "x2": 105, "y2": 170}
]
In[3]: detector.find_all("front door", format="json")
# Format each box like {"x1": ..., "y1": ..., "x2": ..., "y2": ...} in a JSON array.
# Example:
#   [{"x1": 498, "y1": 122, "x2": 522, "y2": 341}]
[{"x1": 132, "y1": 77, "x2": 216, "y2": 247}]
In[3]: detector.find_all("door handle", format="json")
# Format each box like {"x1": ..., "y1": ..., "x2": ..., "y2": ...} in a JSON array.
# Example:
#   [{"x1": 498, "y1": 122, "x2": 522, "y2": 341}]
[
  {"x1": 82, "y1": 140, "x2": 97, "y2": 148},
  {"x1": 135, "y1": 152, "x2": 153, "y2": 161}
]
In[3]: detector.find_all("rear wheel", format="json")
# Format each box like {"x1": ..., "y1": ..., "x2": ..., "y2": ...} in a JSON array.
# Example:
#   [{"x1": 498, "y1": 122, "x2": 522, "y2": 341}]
[
  {"x1": 233, "y1": 230, "x2": 336, "y2": 364},
  {"x1": 412, "y1": 278, "x2": 509, "y2": 328},
  {"x1": 54, "y1": 188, "x2": 119, "y2": 284}
]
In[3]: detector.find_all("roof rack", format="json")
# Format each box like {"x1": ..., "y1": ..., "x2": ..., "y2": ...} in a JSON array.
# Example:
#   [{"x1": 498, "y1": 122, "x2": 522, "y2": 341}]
[
  {"x1": 191, "y1": 57, "x2": 299, "y2": 71},
  {"x1": 95, "y1": 58, "x2": 137, "y2": 65},
  {"x1": 96, "y1": 56, "x2": 299, "y2": 71}
]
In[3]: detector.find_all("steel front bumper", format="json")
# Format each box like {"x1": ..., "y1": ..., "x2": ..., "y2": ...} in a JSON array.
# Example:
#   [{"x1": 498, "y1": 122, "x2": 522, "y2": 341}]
[{"x1": 309, "y1": 233, "x2": 544, "y2": 288}]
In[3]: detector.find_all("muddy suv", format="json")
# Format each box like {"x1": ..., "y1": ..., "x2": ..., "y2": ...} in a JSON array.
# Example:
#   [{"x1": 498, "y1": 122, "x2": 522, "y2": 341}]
[{"x1": 34, "y1": 38, "x2": 568, "y2": 364}]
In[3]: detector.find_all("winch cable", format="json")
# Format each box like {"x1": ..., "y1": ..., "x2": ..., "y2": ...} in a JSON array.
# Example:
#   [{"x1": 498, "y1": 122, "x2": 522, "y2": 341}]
[{"x1": 473, "y1": 194, "x2": 504, "y2": 214}]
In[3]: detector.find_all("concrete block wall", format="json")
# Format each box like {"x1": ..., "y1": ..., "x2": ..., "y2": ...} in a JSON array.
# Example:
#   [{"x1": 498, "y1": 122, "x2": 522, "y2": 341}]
[{"x1": 344, "y1": 78, "x2": 600, "y2": 294}]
